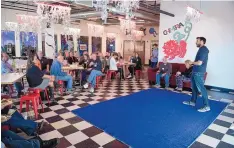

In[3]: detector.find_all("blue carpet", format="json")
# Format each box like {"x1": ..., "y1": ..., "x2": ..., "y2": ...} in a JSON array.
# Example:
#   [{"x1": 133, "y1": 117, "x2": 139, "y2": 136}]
[{"x1": 72, "y1": 89, "x2": 228, "y2": 148}]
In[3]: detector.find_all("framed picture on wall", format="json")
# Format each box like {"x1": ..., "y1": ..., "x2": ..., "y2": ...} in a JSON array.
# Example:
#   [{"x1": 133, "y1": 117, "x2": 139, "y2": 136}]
[
  {"x1": 78, "y1": 36, "x2": 89, "y2": 56},
  {"x1": 92, "y1": 37, "x2": 102, "y2": 53},
  {"x1": 106, "y1": 37, "x2": 115, "y2": 53},
  {"x1": 61, "y1": 35, "x2": 74, "y2": 52},
  {"x1": 20, "y1": 32, "x2": 38, "y2": 56},
  {"x1": 1, "y1": 30, "x2": 16, "y2": 57}
]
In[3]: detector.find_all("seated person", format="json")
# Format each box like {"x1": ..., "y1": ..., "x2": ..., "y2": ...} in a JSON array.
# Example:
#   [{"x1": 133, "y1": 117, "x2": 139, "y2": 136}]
[
  {"x1": 37, "y1": 51, "x2": 50, "y2": 74},
  {"x1": 175, "y1": 60, "x2": 193, "y2": 91},
  {"x1": 50, "y1": 55, "x2": 73, "y2": 93},
  {"x1": 1, "y1": 109, "x2": 59, "y2": 148},
  {"x1": 79, "y1": 54, "x2": 90, "y2": 84},
  {"x1": 155, "y1": 57, "x2": 172, "y2": 89},
  {"x1": 26, "y1": 53, "x2": 55, "y2": 101},
  {"x1": 116, "y1": 53, "x2": 125, "y2": 79},
  {"x1": 104, "y1": 52, "x2": 111, "y2": 72},
  {"x1": 98, "y1": 53, "x2": 107, "y2": 73},
  {"x1": 83, "y1": 53, "x2": 103, "y2": 93},
  {"x1": 67, "y1": 52, "x2": 78, "y2": 65},
  {"x1": 127, "y1": 52, "x2": 142, "y2": 79},
  {"x1": 1, "y1": 52, "x2": 23, "y2": 98},
  {"x1": 109, "y1": 52, "x2": 124, "y2": 79},
  {"x1": 73, "y1": 51, "x2": 79, "y2": 63}
]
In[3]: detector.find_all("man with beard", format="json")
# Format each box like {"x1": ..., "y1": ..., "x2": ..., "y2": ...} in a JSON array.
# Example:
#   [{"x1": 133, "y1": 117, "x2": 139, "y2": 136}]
[{"x1": 183, "y1": 37, "x2": 210, "y2": 112}]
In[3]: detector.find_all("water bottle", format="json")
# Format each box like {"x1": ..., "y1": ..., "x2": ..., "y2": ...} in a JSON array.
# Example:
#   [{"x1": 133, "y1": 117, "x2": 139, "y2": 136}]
[{"x1": 12, "y1": 59, "x2": 16, "y2": 69}]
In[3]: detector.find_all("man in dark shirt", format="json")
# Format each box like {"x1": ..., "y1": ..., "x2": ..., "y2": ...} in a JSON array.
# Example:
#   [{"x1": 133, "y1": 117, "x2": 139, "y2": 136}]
[
  {"x1": 37, "y1": 51, "x2": 49, "y2": 74},
  {"x1": 83, "y1": 53, "x2": 103, "y2": 93},
  {"x1": 183, "y1": 37, "x2": 210, "y2": 112}
]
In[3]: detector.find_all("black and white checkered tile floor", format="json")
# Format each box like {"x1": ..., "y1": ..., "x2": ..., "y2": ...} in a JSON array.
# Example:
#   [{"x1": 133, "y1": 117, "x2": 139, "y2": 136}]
[{"x1": 11, "y1": 79, "x2": 234, "y2": 148}]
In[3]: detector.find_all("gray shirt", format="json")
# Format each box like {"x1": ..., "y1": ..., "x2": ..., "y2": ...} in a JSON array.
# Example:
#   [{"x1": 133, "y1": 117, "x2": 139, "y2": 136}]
[{"x1": 159, "y1": 63, "x2": 172, "y2": 75}]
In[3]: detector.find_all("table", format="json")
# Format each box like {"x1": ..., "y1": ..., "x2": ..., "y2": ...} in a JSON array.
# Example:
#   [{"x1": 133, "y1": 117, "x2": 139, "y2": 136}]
[
  {"x1": 1, "y1": 73, "x2": 26, "y2": 85},
  {"x1": 62, "y1": 66, "x2": 84, "y2": 86},
  {"x1": 122, "y1": 62, "x2": 136, "y2": 77}
]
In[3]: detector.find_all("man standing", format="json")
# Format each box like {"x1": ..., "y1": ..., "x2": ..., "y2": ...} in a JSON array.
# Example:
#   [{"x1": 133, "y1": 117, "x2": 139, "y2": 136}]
[
  {"x1": 183, "y1": 37, "x2": 210, "y2": 112},
  {"x1": 150, "y1": 44, "x2": 158, "y2": 68}
]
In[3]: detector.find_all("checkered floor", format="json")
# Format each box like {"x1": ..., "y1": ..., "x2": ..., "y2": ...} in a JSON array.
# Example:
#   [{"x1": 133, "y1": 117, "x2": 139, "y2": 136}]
[{"x1": 11, "y1": 78, "x2": 234, "y2": 148}]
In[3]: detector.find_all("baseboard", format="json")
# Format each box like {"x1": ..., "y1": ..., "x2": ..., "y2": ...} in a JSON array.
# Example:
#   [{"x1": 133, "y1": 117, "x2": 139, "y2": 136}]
[{"x1": 205, "y1": 85, "x2": 234, "y2": 94}]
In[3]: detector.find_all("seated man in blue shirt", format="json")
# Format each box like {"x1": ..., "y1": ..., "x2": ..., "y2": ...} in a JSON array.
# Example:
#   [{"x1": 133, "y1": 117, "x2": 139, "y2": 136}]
[
  {"x1": 1, "y1": 53, "x2": 23, "y2": 98},
  {"x1": 83, "y1": 53, "x2": 103, "y2": 93},
  {"x1": 50, "y1": 55, "x2": 73, "y2": 93}
]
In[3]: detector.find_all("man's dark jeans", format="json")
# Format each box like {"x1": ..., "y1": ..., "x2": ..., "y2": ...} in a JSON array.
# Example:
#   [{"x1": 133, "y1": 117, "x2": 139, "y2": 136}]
[{"x1": 190, "y1": 72, "x2": 209, "y2": 107}]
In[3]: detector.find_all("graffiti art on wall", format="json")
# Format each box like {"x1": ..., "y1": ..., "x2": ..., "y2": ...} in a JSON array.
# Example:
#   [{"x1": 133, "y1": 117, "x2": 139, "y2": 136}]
[
  {"x1": 163, "y1": 22, "x2": 184, "y2": 35},
  {"x1": 149, "y1": 28, "x2": 158, "y2": 37},
  {"x1": 1, "y1": 31, "x2": 16, "y2": 57},
  {"x1": 162, "y1": 21, "x2": 192, "y2": 60},
  {"x1": 20, "y1": 32, "x2": 38, "y2": 56}
]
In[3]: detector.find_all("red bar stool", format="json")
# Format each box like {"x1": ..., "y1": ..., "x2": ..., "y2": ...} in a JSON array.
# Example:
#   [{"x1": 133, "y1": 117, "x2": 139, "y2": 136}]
[
  {"x1": 106, "y1": 70, "x2": 116, "y2": 80},
  {"x1": 95, "y1": 76, "x2": 103, "y2": 88},
  {"x1": 19, "y1": 93, "x2": 42, "y2": 119},
  {"x1": 28, "y1": 88, "x2": 50, "y2": 105},
  {"x1": 135, "y1": 70, "x2": 142, "y2": 80},
  {"x1": 57, "y1": 80, "x2": 64, "y2": 96}
]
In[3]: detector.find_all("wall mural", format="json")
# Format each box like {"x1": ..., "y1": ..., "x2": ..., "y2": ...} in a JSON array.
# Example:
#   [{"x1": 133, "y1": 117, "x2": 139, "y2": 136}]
[
  {"x1": 106, "y1": 37, "x2": 115, "y2": 53},
  {"x1": 1, "y1": 31, "x2": 16, "y2": 57},
  {"x1": 20, "y1": 32, "x2": 38, "y2": 56},
  {"x1": 92, "y1": 37, "x2": 102, "y2": 53},
  {"x1": 149, "y1": 27, "x2": 158, "y2": 37},
  {"x1": 78, "y1": 36, "x2": 88, "y2": 56},
  {"x1": 61, "y1": 35, "x2": 74, "y2": 52},
  {"x1": 162, "y1": 21, "x2": 192, "y2": 60}
]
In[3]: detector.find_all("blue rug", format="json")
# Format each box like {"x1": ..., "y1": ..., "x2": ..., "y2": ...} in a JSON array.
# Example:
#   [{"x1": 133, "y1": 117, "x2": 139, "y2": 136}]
[{"x1": 72, "y1": 89, "x2": 228, "y2": 148}]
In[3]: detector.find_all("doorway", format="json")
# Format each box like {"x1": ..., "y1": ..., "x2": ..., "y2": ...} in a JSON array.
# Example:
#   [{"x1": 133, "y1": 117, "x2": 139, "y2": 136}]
[{"x1": 123, "y1": 40, "x2": 145, "y2": 64}]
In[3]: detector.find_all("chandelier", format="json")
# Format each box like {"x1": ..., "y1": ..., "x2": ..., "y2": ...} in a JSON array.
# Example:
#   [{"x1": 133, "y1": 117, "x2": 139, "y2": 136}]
[
  {"x1": 64, "y1": 27, "x2": 81, "y2": 38},
  {"x1": 186, "y1": 6, "x2": 202, "y2": 23},
  {"x1": 16, "y1": 14, "x2": 40, "y2": 33},
  {"x1": 114, "y1": 0, "x2": 139, "y2": 19},
  {"x1": 36, "y1": 2, "x2": 71, "y2": 27},
  {"x1": 88, "y1": 24, "x2": 104, "y2": 37},
  {"x1": 93, "y1": 0, "x2": 110, "y2": 23},
  {"x1": 5, "y1": 22, "x2": 19, "y2": 32},
  {"x1": 119, "y1": 18, "x2": 136, "y2": 33}
]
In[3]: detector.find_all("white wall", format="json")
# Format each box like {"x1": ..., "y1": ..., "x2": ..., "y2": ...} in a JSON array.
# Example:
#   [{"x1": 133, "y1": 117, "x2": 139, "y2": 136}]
[
  {"x1": 1, "y1": 8, "x2": 159, "y2": 64},
  {"x1": 159, "y1": 1, "x2": 234, "y2": 90}
]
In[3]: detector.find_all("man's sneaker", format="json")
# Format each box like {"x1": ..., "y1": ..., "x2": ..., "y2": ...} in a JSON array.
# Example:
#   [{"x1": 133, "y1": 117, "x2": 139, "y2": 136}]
[
  {"x1": 127, "y1": 75, "x2": 132, "y2": 79},
  {"x1": 165, "y1": 87, "x2": 170, "y2": 90},
  {"x1": 198, "y1": 106, "x2": 211, "y2": 112},
  {"x1": 83, "y1": 83, "x2": 89, "y2": 89},
  {"x1": 37, "y1": 120, "x2": 45, "y2": 132},
  {"x1": 66, "y1": 90, "x2": 73, "y2": 94},
  {"x1": 155, "y1": 84, "x2": 161, "y2": 88},
  {"x1": 183, "y1": 101, "x2": 195, "y2": 107},
  {"x1": 89, "y1": 87, "x2": 94, "y2": 93}
]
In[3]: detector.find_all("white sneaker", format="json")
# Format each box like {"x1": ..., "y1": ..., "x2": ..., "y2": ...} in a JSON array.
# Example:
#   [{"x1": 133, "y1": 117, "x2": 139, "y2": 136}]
[
  {"x1": 89, "y1": 87, "x2": 94, "y2": 93},
  {"x1": 155, "y1": 84, "x2": 161, "y2": 88},
  {"x1": 183, "y1": 101, "x2": 195, "y2": 107},
  {"x1": 198, "y1": 106, "x2": 210, "y2": 112},
  {"x1": 127, "y1": 75, "x2": 132, "y2": 79},
  {"x1": 83, "y1": 83, "x2": 88, "y2": 89}
]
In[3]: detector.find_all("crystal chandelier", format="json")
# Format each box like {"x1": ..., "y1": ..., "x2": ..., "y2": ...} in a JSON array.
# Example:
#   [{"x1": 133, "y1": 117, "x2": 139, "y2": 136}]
[
  {"x1": 64, "y1": 27, "x2": 81, "y2": 38},
  {"x1": 88, "y1": 24, "x2": 104, "y2": 37},
  {"x1": 36, "y1": 2, "x2": 71, "y2": 27},
  {"x1": 119, "y1": 18, "x2": 136, "y2": 33},
  {"x1": 186, "y1": 6, "x2": 202, "y2": 23},
  {"x1": 114, "y1": 0, "x2": 139, "y2": 19},
  {"x1": 16, "y1": 14, "x2": 40, "y2": 33},
  {"x1": 93, "y1": 0, "x2": 110, "y2": 23},
  {"x1": 5, "y1": 22, "x2": 19, "y2": 32}
]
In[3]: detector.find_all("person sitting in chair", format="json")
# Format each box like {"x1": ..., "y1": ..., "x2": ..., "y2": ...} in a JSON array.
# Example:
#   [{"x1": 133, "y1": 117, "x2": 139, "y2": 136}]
[
  {"x1": 155, "y1": 57, "x2": 172, "y2": 89},
  {"x1": 50, "y1": 55, "x2": 73, "y2": 94},
  {"x1": 26, "y1": 53, "x2": 56, "y2": 101},
  {"x1": 175, "y1": 60, "x2": 193, "y2": 91},
  {"x1": 83, "y1": 53, "x2": 103, "y2": 93}
]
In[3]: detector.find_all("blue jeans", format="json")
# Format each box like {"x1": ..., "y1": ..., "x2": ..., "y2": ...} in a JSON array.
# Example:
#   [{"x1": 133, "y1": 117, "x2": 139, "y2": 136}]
[
  {"x1": 1, "y1": 130, "x2": 40, "y2": 148},
  {"x1": 87, "y1": 70, "x2": 103, "y2": 87},
  {"x1": 14, "y1": 82, "x2": 23, "y2": 93},
  {"x1": 190, "y1": 72, "x2": 209, "y2": 107},
  {"x1": 56, "y1": 75, "x2": 73, "y2": 90},
  {"x1": 1, "y1": 111, "x2": 37, "y2": 136},
  {"x1": 151, "y1": 62, "x2": 157, "y2": 68},
  {"x1": 156, "y1": 73, "x2": 170, "y2": 87}
]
